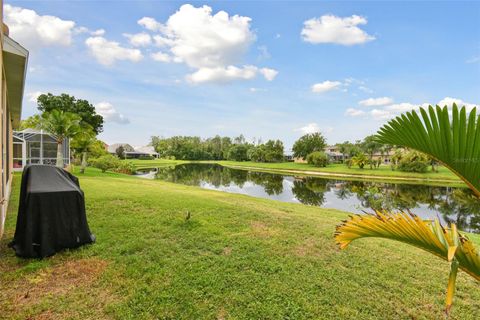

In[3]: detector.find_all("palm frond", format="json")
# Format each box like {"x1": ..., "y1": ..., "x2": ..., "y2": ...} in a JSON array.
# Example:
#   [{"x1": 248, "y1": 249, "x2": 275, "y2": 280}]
[
  {"x1": 376, "y1": 104, "x2": 480, "y2": 196},
  {"x1": 335, "y1": 211, "x2": 480, "y2": 313}
]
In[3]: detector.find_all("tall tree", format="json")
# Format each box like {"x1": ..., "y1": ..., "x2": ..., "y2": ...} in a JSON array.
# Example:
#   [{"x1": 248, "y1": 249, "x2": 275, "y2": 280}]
[
  {"x1": 37, "y1": 93, "x2": 104, "y2": 134},
  {"x1": 40, "y1": 110, "x2": 82, "y2": 168},
  {"x1": 361, "y1": 135, "x2": 383, "y2": 169},
  {"x1": 116, "y1": 146, "x2": 125, "y2": 159},
  {"x1": 292, "y1": 132, "x2": 327, "y2": 159},
  {"x1": 71, "y1": 129, "x2": 96, "y2": 173}
]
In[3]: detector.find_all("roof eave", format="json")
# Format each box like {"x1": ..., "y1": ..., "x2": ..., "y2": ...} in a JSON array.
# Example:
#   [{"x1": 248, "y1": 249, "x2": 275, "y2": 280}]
[{"x1": 3, "y1": 35, "x2": 29, "y2": 128}]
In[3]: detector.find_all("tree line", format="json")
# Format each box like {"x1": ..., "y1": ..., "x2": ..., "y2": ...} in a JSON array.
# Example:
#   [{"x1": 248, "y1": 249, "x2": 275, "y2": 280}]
[{"x1": 150, "y1": 134, "x2": 285, "y2": 162}]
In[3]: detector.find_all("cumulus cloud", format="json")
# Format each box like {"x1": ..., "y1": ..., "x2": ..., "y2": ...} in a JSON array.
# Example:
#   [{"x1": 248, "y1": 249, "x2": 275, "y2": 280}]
[
  {"x1": 95, "y1": 102, "x2": 129, "y2": 124},
  {"x1": 345, "y1": 108, "x2": 365, "y2": 117},
  {"x1": 437, "y1": 97, "x2": 477, "y2": 112},
  {"x1": 27, "y1": 91, "x2": 43, "y2": 103},
  {"x1": 187, "y1": 66, "x2": 277, "y2": 84},
  {"x1": 85, "y1": 36, "x2": 143, "y2": 66},
  {"x1": 294, "y1": 123, "x2": 332, "y2": 134},
  {"x1": 350, "y1": 97, "x2": 479, "y2": 121},
  {"x1": 151, "y1": 51, "x2": 172, "y2": 63},
  {"x1": 138, "y1": 17, "x2": 163, "y2": 32},
  {"x1": 359, "y1": 97, "x2": 394, "y2": 107},
  {"x1": 311, "y1": 80, "x2": 342, "y2": 93},
  {"x1": 301, "y1": 14, "x2": 375, "y2": 45},
  {"x1": 139, "y1": 4, "x2": 277, "y2": 83},
  {"x1": 259, "y1": 68, "x2": 278, "y2": 81},
  {"x1": 123, "y1": 32, "x2": 152, "y2": 47},
  {"x1": 91, "y1": 29, "x2": 105, "y2": 36},
  {"x1": 4, "y1": 4, "x2": 76, "y2": 49},
  {"x1": 295, "y1": 123, "x2": 320, "y2": 134},
  {"x1": 371, "y1": 108, "x2": 395, "y2": 120}
]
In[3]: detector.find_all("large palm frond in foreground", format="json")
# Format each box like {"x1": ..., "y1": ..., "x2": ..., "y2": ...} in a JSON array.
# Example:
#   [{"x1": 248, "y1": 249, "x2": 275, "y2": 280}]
[
  {"x1": 376, "y1": 104, "x2": 480, "y2": 196},
  {"x1": 335, "y1": 211, "x2": 480, "y2": 313},
  {"x1": 335, "y1": 104, "x2": 480, "y2": 314}
]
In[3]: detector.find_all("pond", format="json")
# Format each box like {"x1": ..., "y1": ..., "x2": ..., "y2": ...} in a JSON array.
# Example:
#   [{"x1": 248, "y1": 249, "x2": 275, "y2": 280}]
[{"x1": 135, "y1": 163, "x2": 480, "y2": 233}]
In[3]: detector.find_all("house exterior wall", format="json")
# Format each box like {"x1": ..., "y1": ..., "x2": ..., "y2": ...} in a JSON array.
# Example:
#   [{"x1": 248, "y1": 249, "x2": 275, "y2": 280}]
[
  {"x1": 1, "y1": 0, "x2": 27, "y2": 238},
  {"x1": 0, "y1": 0, "x2": 10, "y2": 238}
]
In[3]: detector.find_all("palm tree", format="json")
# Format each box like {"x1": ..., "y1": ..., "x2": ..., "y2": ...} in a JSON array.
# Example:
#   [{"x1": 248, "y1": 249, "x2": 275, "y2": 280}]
[
  {"x1": 41, "y1": 110, "x2": 82, "y2": 168},
  {"x1": 72, "y1": 127, "x2": 95, "y2": 173},
  {"x1": 335, "y1": 104, "x2": 480, "y2": 314}
]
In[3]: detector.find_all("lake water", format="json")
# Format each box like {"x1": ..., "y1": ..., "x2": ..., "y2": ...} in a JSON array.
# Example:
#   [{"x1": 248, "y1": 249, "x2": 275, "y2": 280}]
[{"x1": 135, "y1": 163, "x2": 480, "y2": 233}]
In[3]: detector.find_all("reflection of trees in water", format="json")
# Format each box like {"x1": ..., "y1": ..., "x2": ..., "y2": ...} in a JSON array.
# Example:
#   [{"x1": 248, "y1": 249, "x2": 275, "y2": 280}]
[
  {"x1": 156, "y1": 164, "x2": 248, "y2": 187},
  {"x1": 248, "y1": 172, "x2": 283, "y2": 195},
  {"x1": 439, "y1": 189, "x2": 480, "y2": 232},
  {"x1": 334, "y1": 181, "x2": 480, "y2": 232},
  {"x1": 292, "y1": 178, "x2": 328, "y2": 206},
  {"x1": 153, "y1": 164, "x2": 480, "y2": 232}
]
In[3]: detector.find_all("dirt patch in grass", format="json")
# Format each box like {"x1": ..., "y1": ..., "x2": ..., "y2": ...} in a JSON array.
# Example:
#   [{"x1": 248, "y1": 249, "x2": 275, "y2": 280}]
[
  {"x1": 250, "y1": 221, "x2": 279, "y2": 237},
  {"x1": 1, "y1": 258, "x2": 109, "y2": 317},
  {"x1": 292, "y1": 237, "x2": 325, "y2": 257},
  {"x1": 222, "y1": 247, "x2": 232, "y2": 256}
]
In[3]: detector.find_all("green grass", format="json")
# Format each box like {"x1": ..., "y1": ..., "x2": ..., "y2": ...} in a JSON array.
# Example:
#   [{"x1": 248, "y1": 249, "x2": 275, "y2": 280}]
[{"x1": 1, "y1": 168, "x2": 478, "y2": 319}]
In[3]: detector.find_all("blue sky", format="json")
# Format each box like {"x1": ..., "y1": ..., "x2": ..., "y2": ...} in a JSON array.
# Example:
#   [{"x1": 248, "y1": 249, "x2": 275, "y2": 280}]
[{"x1": 5, "y1": 1, "x2": 480, "y2": 150}]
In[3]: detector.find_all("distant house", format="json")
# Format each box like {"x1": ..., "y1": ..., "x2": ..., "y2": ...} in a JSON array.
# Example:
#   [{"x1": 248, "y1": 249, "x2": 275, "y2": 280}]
[
  {"x1": 107, "y1": 143, "x2": 159, "y2": 159},
  {"x1": 324, "y1": 145, "x2": 345, "y2": 163},
  {"x1": 293, "y1": 145, "x2": 399, "y2": 164}
]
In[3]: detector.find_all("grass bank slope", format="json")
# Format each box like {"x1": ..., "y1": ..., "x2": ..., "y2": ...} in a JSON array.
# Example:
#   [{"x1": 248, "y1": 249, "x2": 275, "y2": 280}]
[{"x1": 1, "y1": 169, "x2": 477, "y2": 319}]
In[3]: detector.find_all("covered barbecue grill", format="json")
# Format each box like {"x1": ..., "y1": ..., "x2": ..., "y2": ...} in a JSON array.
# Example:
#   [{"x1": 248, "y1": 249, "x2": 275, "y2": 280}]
[{"x1": 9, "y1": 165, "x2": 95, "y2": 258}]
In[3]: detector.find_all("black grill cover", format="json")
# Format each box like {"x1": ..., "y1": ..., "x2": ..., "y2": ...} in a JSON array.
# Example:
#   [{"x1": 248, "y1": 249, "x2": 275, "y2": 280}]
[{"x1": 9, "y1": 165, "x2": 95, "y2": 258}]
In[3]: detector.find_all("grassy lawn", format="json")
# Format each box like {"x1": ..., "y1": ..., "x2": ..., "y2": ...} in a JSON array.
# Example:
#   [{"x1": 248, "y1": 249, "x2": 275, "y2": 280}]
[{"x1": 2, "y1": 169, "x2": 478, "y2": 319}]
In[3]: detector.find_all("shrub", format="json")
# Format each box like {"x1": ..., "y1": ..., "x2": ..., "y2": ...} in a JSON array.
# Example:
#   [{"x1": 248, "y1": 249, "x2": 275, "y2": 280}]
[
  {"x1": 90, "y1": 155, "x2": 120, "y2": 172},
  {"x1": 345, "y1": 158, "x2": 353, "y2": 169},
  {"x1": 352, "y1": 153, "x2": 369, "y2": 169},
  {"x1": 115, "y1": 161, "x2": 136, "y2": 174},
  {"x1": 397, "y1": 150, "x2": 429, "y2": 173},
  {"x1": 138, "y1": 155, "x2": 154, "y2": 160},
  {"x1": 306, "y1": 151, "x2": 329, "y2": 167}
]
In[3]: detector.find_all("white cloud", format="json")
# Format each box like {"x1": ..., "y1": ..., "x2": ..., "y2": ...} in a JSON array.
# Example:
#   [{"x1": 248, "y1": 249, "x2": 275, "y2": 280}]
[
  {"x1": 437, "y1": 97, "x2": 477, "y2": 112},
  {"x1": 371, "y1": 108, "x2": 394, "y2": 120},
  {"x1": 187, "y1": 65, "x2": 258, "y2": 84},
  {"x1": 123, "y1": 32, "x2": 152, "y2": 47},
  {"x1": 311, "y1": 80, "x2": 342, "y2": 93},
  {"x1": 295, "y1": 123, "x2": 320, "y2": 134},
  {"x1": 27, "y1": 91, "x2": 43, "y2": 103},
  {"x1": 294, "y1": 123, "x2": 332, "y2": 134},
  {"x1": 138, "y1": 17, "x2": 163, "y2": 32},
  {"x1": 151, "y1": 51, "x2": 172, "y2": 63},
  {"x1": 139, "y1": 4, "x2": 276, "y2": 84},
  {"x1": 4, "y1": 4, "x2": 76, "y2": 49},
  {"x1": 249, "y1": 87, "x2": 267, "y2": 93},
  {"x1": 91, "y1": 29, "x2": 105, "y2": 36},
  {"x1": 345, "y1": 108, "x2": 365, "y2": 117},
  {"x1": 358, "y1": 86, "x2": 374, "y2": 94},
  {"x1": 259, "y1": 68, "x2": 278, "y2": 81},
  {"x1": 352, "y1": 97, "x2": 479, "y2": 121},
  {"x1": 85, "y1": 36, "x2": 143, "y2": 66},
  {"x1": 95, "y1": 102, "x2": 129, "y2": 124},
  {"x1": 359, "y1": 97, "x2": 394, "y2": 107},
  {"x1": 301, "y1": 14, "x2": 375, "y2": 45},
  {"x1": 384, "y1": 102, "x2": 420, "y2": 113}
]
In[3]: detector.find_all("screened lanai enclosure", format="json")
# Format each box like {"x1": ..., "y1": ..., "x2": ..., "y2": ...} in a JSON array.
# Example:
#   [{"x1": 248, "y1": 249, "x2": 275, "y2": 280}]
[{"x1": 13, "y1": 129, "x2": 70, "y2": 171}]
